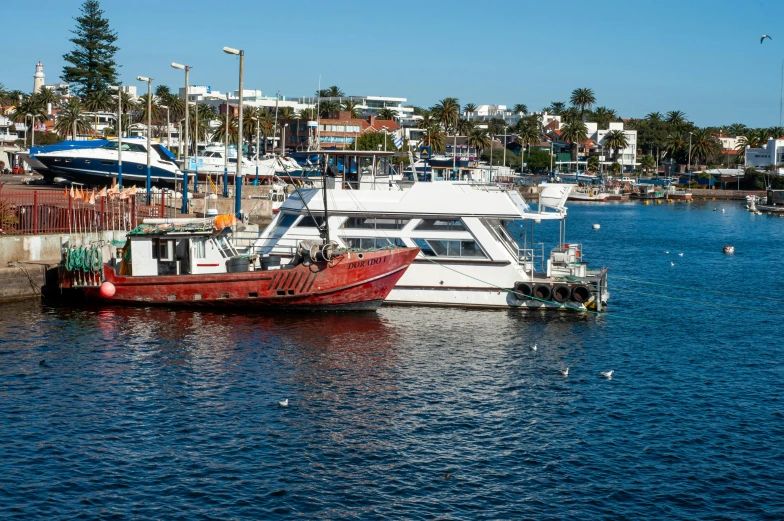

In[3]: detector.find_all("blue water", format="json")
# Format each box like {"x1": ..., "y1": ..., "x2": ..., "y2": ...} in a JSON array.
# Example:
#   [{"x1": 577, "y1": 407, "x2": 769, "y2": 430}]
[{"x1": 1, "y1": 200, "x2": 783, "y2": 520}]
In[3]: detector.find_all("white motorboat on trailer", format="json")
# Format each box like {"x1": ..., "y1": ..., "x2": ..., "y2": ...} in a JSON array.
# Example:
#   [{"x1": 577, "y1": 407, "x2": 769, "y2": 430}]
[
  {"x1": 194, "y1": 145, "x2": 302, "y2": 183},
  {"x1": 253, "y1": 179, "x2": 609, "y2": 310},
  {"x1": 32, "y1": 138, "x2": 181, "y2": 187}
]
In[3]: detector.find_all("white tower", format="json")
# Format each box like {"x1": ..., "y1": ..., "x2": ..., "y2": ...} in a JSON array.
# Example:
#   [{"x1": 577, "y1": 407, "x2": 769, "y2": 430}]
[{"x1": 33, "y1": 61, "x2": 45, "y2": 94}]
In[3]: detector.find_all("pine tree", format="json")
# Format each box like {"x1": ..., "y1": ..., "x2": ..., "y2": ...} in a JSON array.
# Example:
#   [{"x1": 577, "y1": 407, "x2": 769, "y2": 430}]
[{"x1": 61, "y1": 0, "x2": 119, "y2": 97}]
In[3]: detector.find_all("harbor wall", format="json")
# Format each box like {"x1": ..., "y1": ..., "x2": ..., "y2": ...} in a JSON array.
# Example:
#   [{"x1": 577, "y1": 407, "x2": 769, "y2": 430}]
[
  {"x1": 0, "y1": 264, "x2": 48, "y2": 302},
  {"x1": 690, "y1": 189, "x2": 765, "y2": 200},
  {"x1": 0, "y1": 231, "x2": 127, "y2": 266}
]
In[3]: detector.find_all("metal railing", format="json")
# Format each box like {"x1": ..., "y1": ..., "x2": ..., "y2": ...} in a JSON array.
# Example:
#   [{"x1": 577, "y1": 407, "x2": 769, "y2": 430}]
[{"x1": 0, "y1": 189, "x2": 176, "y2": 235}]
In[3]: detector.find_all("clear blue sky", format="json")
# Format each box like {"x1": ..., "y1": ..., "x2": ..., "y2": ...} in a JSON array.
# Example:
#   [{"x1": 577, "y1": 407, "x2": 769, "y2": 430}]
[{"x1": 5, "y1": 0, "x2": 784, "y2": 128}]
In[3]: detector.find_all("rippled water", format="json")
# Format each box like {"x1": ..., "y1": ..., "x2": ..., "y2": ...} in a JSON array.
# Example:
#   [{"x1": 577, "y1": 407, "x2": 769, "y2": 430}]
[{"x1": 1, "y1": 200, "x2": 783, "y2": 520}]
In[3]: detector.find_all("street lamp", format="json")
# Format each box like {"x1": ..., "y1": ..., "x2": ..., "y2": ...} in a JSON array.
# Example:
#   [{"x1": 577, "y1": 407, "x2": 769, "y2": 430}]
[
  {"x1": 687, "y1": 131, "x2": 693, "y2": 187},
  {"x1": 282, "y1": 123, "x2": 289, "y2": 158},
  {"x1": 25, "y1": 113, "x2": 34, "y2": 150},
  {"x1": 109, "y1": 85, "x2": 123, "y2": 188},
  {"x1": 223, "y1": 46, "x2": 244, "y2": 219},
  {"x1": 171, "y1": 62, "x2": 191, "y2": 213},
  {"x1": 137, "y1": 75, "x2": 153, "y2": 204},
  {"x1": 252, "y1": 116, "x2": 260, "y2": 185}
]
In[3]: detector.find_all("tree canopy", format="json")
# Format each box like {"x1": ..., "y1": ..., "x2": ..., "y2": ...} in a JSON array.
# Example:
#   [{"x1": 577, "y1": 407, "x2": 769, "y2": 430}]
[{"x1": 62, "y1": 0, "x2": 119, "y2": 96}]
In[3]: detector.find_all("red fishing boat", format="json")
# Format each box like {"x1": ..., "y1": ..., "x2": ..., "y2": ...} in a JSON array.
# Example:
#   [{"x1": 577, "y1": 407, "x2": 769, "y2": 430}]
[{"x1": 58, "y1": 216, "x2": 419, "y2": 311}]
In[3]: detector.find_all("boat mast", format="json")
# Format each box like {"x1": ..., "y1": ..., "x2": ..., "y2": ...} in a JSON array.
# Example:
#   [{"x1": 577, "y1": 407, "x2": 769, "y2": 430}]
[{"x1": 321, "y1": 158, "x2": 331, "y2": 243}]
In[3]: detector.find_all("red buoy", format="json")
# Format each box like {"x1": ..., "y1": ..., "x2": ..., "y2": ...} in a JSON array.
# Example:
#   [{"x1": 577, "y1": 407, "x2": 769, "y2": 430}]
[{"x1": 99, "y1": 281, "x2": 116, "y2": 298}]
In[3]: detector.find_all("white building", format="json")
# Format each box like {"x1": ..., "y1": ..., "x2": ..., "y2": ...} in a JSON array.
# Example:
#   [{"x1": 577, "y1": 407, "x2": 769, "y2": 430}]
[
  {"x1": 180, "y1": 86, "x2": 312, "y2": 115},
  {"x1": 718, "y1": 135, "x2": 743, "y2": 151},
  {"x1": 744, "y1": 138, "x2": 784, "y2": 173},
  {"x1": 586, "y1": 121, "x2": 637, "y2": 168},
  {"x1": 297, "y1": 95, "x2": 417, "y2": 126}
]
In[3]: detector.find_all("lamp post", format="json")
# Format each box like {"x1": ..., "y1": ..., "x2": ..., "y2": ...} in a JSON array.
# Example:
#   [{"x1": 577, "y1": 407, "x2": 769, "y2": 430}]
[
  {"x1": 137, "y1": 75, "x2": 154, "y2": 204},
  {"x1": 224, "y1": 46, "x2": 244, "y2": 219},
  {"x1": 224, "y1": 92, "x2": 229, "y2": 198},
  {"x1": 252, "y1": 116, "x2": 259, "y2": 185},
  {"x1": 109, "y1": 85, "x2": 123, "y2": 188},
  {"x1": 23, "y1": 114, "x2": 29, "y2": 149},
  {"x1": 171, "y1": 62, "x2": 191, "y2": 213},
  {"x1": 282, "y1": 123, "x2": 288, "y2": 158},
  {"x1": 687, "y1": 131, "x2": 693, "y2": 187}
]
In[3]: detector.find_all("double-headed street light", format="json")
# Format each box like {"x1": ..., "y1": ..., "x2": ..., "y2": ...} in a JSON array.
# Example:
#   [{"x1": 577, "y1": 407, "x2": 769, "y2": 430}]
[
  {"x1": 109, "y1": 85, "x2": 123, "y2": 187},
  {"x1": 137, "y1": 75, "x2": 153, "y2": 204},
  {"x1": 171, "y1": 62, "x2": 191, "y2": 213},
  {"x1": 223, "y1": 46, "x2": 244, "y2": 218}
]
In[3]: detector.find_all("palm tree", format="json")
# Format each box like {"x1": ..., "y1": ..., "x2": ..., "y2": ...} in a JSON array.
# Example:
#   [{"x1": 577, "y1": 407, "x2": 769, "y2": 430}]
[
  {"x1": 137, "y1": 93, "x2": 158, "y2": 125},
  {"x1": 591, "y1": 106, "x2": 617, "y2": 128},
  {"x1": 603, "y1": 129, "x2": 629, "y2": 163},
  {"x1": 547, "y1": 101, "x2": 566, "y2": 115},
  {"x1": 512, "y1": 103, "x2": 528, "y2": 115},
  {"x1": 12, "y1": 96, "x2": 47, "y2": 142},
  {"x1": 690, "y1": 129, "x2": 721, "y2": 166},
  {"x1": 211, "y1": 113, "x2": 238, "y2": 146},
  {"x1": 54, "y1": 98, "x2": 89, "y2": 139},
  {"x1": 377, "y1": 107, "x2": 396, "y2": 120},
  {"x1": 587, "y1": 155, "x2": 600, "y2": 172},
  {"x1": 456, "y1": 118, "x2": 475, "y2": 136},
  {"x1": 467, "y1": 127, "x2": 490, "y2": 159},
  {"x1": 570, "y1": 88, "x2": 596, "y2": 120},
  {"x1": 258, "y1": 111, "x2": 275, "y2": 152},
  {"x1": 84, "y1": 90, "x2": 113, "y2": 112},
  {"x1": 242, "y1": 106, "x2": 261, "y2": 143},
  {"x1": 326, "y1": 85, "x2": 344, "y2": 97},
  {"x1": 561, "y1": 107, "x2": 580, "y2": 123},
  {"x1": 33, "y1": 88, "x2": 58, "y2": 108},
  {"x1": 768, "y1": 126, "x2": 784, "y2": 138},
  {"x1": 665, "y1": 132, "x2": 686, "y2": 159},
  {"x1": 432, "y1": 97, "x2": 460, "y2": 132},
  {"x1": 341, "y1": 99, "x2": 360, "y2": 118},
  {"x1": 646, "y1": 112, "x2": 663, "y2": 122},
  {"x1": 155, "y1": 85, "x2": 172, "y2": 98},
  {"x1": 666, "y1": 110, "x2": 687, "y2": 127},
  {"x1": 297, "y1": 107, "x2": 315, "y2": 120},
  {"x1": 319, "y1": 100, "x2": 339, "y2": 118},
  {"x1": 420, "y1": 122, "x2": 446, "y2": 153},
  {"x1": 560, "y1": 120, "x2": 588, "y2": 163},
  {"x1": 726, "y1": 123, "x2": 747, "y2": 136},
  {"x1": 463, "y1": 103, "x2": 477, "y2": 120},
  {"x1": 518, "y1": 123, "x2": 540, "y2": 173},
  {"x1": 278, "y1": 106, "x2": 295, "y2": 122}
]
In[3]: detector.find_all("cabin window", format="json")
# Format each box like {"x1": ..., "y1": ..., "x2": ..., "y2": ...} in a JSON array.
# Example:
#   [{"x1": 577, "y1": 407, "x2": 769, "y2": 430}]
[
  {"x1": 152, "y1": 239, "x2": 174, "y2": 261},
  {"x1": 345, "y1": 237, "x2": 405, "y2": 250},
  {"x1": 270, "y1": 213, "x2": 299, "y2": 239},
  {"x1": 192, "y1": 238, "x2": 206, "y2": 259},
  {"x1": 412, "y1": 238, "x2": 486, "y2": 258},
  {"x1": 342, "y1": 217, "x2": 409, "y2": 230},
  {"x1": 296, "y1": 215, "x2": 325, "y2": 227},
  {"x1": 415, "y1": 219, "x2": 466, "y2": 231}
]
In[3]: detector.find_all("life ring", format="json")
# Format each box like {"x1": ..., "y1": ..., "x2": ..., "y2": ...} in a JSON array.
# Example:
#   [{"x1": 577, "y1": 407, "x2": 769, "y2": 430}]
[
  {"x1": 571, "y1": 285, "x2": 591, "y2": 303},
  {"x1": 513, "y1": 282, "x2": 533, "y2": 298},
  {"x1": 552, "y1": 284, "x2": 571, "y2": 303},
  {"x1": 533, "y1": 284, "x2": 552, "y2": 301}
]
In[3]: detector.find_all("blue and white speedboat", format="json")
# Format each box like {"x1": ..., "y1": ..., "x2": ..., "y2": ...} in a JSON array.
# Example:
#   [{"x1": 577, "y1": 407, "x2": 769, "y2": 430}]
[{"x1": 32, "y1": 138, "x2": 181, "y2": 187}]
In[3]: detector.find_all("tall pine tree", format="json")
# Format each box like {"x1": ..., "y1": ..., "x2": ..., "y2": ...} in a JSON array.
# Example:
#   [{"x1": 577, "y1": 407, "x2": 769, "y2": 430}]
[{"x1": 61, "y1": 0, "x2": 119, "y2": 97}]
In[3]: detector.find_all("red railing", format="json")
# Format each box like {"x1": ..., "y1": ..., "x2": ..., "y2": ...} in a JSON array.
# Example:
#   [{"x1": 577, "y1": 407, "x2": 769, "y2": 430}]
[{"x1": 0, "y1": 189, "x2": 177, "y2": 235}]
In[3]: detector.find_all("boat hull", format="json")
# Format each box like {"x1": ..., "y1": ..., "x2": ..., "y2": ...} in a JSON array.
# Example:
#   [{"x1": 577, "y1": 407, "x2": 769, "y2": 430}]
[
  {"x1": 66, "y1": 248, "x2": 419, "y2": 311},
  {"x1": 35, "y1": 155, "x2": 179, "y2": 187}
]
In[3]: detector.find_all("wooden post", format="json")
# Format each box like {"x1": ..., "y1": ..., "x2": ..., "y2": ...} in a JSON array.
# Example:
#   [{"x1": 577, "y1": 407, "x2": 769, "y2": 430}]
[
  {"x1": 32, "y1": 191, "x2": 39, "y2": 234},
  {"x1": 159, "y1": 189, "x2": 166, "y2": 218}
]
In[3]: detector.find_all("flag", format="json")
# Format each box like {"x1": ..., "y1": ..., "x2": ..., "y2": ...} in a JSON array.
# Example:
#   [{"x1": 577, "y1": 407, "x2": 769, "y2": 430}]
[
  {"x1": 98, "y1": 187, "x2": 107, "y2": 198},
  {"x1": 129, "y1": 186, "x2": 137, "y2": 196},
  {"x1": 208, "y1": 175, "x2": 217, "y2": 193},
  {"x1": 70, "y1": 185, "x2": 75, "y2": 199},
  {"x1": 393, "y1": 129, "x2": 403, "y2": 150},
  {"x1": 64, "y1": 186, "x2": 68, "y2": 199},
  {"x1": 82, "y1": 188, "x2": 90, "y2": 203},
  {"x1": 89, "y1": 189, "x2": 95, "y2": 205},
  {"x1": 76, "y1": 186, "x2": 83, "y2": 201}
]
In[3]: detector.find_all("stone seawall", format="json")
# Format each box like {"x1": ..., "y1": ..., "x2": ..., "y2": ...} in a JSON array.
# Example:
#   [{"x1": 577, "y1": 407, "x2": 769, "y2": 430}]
[{"x1": 0, "y1": 264, "x2": 49, "y2": 302}]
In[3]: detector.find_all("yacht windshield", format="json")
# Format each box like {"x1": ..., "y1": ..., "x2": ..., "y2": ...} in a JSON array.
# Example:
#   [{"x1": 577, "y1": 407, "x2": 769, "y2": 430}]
[{"x1": 102, "y1": 142, "x2": 146, "y2": 153}]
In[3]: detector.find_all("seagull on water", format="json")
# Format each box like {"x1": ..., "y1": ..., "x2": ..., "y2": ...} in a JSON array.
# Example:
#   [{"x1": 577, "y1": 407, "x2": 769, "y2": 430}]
[
  {"x1": 530, "y1": 343, "x2": 538, "y2": 352},
  {"x1": 665, "y1": 251, "x2": 669, "y2": 254},
  {"x1": 560, "y1": 367, "x2": 570, "y2": 377},
  {"x1": 601, "y1": 370, "x2": 614, "y2": 379},
  {"x1": 678, "y1": 253, "x2": 684, "y2": 257},
  {"x1": 278, "y1": 399, "x2": 289, "y2": 407},
  {"x1": 721, "y1": 208, "x2": 726, "y2": 213},
  {"x1": 670, "y1": 261, "x2": 675, "y2": 267},
  {"x1": 761, "y1": 34, "x2": 772, "y2": 44}
]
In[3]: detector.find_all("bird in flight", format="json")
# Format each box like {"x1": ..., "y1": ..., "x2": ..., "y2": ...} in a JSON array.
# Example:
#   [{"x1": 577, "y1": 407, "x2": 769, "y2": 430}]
[{"x1": 761, "y1": 34, "x2": 772, "y2": 44}]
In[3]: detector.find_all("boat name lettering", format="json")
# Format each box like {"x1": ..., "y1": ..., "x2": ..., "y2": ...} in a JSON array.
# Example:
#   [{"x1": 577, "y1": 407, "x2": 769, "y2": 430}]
[{"x1": 348, "y1": 257, "x2": 388, "y2": 270}]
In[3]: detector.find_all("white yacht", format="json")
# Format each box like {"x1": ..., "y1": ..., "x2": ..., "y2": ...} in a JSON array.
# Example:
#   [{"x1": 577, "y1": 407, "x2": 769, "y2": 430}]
[
  {"x1": 193, "y1": 145, "x2": 302, "y2": 182},
  {"x1": 253, "y1": 180, "x2": 609, "y2": 310}
]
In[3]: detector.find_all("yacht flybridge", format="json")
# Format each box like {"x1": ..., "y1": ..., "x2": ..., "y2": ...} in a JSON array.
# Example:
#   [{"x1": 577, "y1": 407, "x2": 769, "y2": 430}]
[{"x1": 254, "y1": 179, "x2": 609, "y2": 310}]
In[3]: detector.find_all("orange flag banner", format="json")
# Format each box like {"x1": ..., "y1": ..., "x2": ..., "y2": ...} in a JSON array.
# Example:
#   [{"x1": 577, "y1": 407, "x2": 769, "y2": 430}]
[
  {"x1": 64, "y1": 186, "x2": 68, "y2": 199},
  {"x1": 98, "y1": 186, "x2": 107, "y2": 198},
  {"x1": 70, "y1": 185, "x2": 75, "y2": 199},
  {"x1": 89, "y1": 189, "x2": 95, "y2": 205}
]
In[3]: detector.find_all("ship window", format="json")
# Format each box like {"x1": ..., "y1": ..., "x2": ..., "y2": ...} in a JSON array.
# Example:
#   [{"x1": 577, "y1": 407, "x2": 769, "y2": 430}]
[
  {"x1": 192, "y1": 238, "x2": 206, "y2": 258},
  {"x1": 296, "y1": 215, "x2": 325, "y2": 227},
  {"x1": 342, "y1": 217, "x2": 409, "y2": 229},
  {"x1": 345, "y1": 237, "x2": 405, "y2": 249},
  {"x1": 412, "y1": 238, "x2": 486, "y2": 258},
  {"x1": 100, "y1": 160, "x2": 114, "y2": 165},
  {"x1": 415, "y1": 219, "x2": 465, "y2": 231},
  {"x1": 270, "y1": 213, "x2": 299, "y2": 239}
]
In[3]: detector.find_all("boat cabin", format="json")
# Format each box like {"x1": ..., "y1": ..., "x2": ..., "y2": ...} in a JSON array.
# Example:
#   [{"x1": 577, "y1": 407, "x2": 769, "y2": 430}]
[{"x1": 115, "y1": 221, "x2": 258, "y2": 277}]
